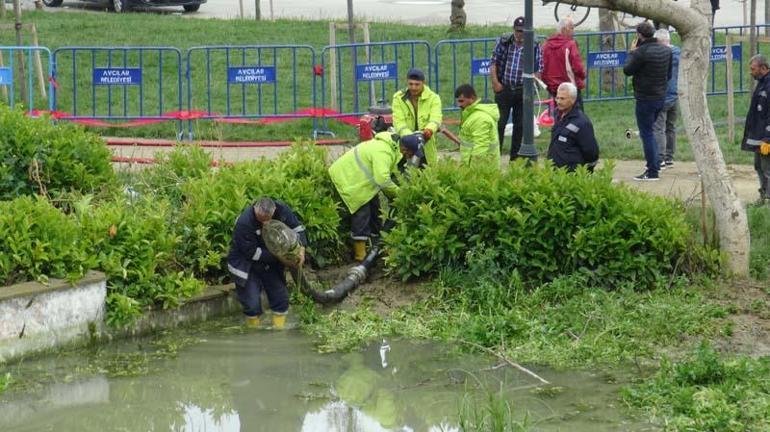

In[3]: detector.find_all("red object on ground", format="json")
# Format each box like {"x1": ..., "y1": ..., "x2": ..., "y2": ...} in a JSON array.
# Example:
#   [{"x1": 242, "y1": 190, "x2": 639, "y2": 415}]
[
  {"x1": 111, "y1": 155, "x2": 233, "y2": 167},
  {"x1": 104, "y1": 137, "x2": 349, "y2": 148},
  {"x1": 358, "y1": 115, "x2": 374, "y2": 141}
]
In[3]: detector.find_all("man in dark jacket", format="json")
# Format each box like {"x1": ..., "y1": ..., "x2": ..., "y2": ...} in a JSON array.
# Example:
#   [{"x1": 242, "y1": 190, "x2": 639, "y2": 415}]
[
  {"x1": 623, "y1": 21, "x2": 672, "y2": 181},
  {"x1": 547, "y1": 82, "x2": 599, "y2": 171},
  {"x1": 227, "y1": 197, "x2": 307, "y2": 328},
  {"x1": 741, "y1": 54, "x2": 770, "y2": 205}
]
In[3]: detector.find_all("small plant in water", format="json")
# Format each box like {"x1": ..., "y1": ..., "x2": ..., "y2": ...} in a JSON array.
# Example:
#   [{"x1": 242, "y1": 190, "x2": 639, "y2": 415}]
[
  {"x1": 0, "y1": 372, "x2": 12, "y2": 394},
  {"x1": 458, "y1": 392, "x2": 530, "y2": 432}
]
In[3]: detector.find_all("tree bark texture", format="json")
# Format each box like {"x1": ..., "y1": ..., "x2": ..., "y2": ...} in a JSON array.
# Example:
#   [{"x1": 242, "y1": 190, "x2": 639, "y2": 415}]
[
  {"x1": 543, "y1": 0, "x2": 750, "y2": 275},
  {"x1": 598, "y1": 9, "x2": 618, "y2": 92},
  {"x1": 449, "y1": 0, "x2": 466, "y2": 33}
]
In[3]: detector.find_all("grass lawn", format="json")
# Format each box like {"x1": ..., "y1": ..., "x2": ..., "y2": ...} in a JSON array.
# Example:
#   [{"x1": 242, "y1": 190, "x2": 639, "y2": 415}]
[{"x1": 0, "y1": 11, "x2": 760, "y2": 164}]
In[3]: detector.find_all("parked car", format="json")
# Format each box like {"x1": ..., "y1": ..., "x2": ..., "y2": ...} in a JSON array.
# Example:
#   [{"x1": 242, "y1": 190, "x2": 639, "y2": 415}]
[{"x1": 42, "y1": 0, "x2": 206, "y2": 13}]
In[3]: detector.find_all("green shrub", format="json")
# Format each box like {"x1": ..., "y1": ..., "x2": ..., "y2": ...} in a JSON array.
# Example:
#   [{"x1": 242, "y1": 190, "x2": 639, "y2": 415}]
[
  {"x1": 137, "y1": 145, "x2": 214, "y2": 205},
  {"x1": 0, "y1": 195, "x2": 93, "y2": 285},
  {"x1": 75, "y1": 194, "x2": 204, "y2": 324},
  {"x1": 384, "y1": 160, "x2": 712, "y2": 288},
  {"x1": 179, "y1": 142, "x2": 344, "y2": 279},
  {"x1": 0, "y1": 106, "x2": 116, "y2": 199},
  {"x1": 748, "y1": 205, "x2": 770, "y2": 280},
  {"x1": 623, "y1": 342, "x2": 770, "y2": 431}
]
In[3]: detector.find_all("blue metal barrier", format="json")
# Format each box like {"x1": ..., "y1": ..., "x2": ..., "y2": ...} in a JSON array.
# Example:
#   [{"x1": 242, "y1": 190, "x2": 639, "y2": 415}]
[
  {"x1": 433, "y1": 38, "x2": 496, "y2": 110},
  {"x1": 185, "y1": 45, "x2": 317, "y2": 140},
  {"x1": 52, "y1": 47, "x2": 183, "y2": 133},
  {"x1": 317, "y1": 40, "x2": 431, "y2": 135},
  {"x1": 576, "y1": 29, "x2": 636, "y2": 101},
  {"x1": 0, "y1": 46, "x2": 54, "y2": 112}
]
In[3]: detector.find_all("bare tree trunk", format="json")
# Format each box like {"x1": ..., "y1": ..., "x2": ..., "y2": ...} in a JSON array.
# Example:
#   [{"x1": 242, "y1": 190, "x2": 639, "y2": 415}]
[
  {"x1": 598, "y1": 9, "x2": 618, "y2": 93},
  {"x1": 542, "y1": 0, "x2": 750, "y2": 276},
  {"x1": 449, "y1": 0, "x2": 466, "y2": 33}
]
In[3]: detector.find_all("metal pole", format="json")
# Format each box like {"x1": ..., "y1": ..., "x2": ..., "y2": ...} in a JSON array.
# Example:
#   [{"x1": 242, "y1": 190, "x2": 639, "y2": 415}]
[
  {"x1": 518, "y1": 0, "x2": 537, "y2": 160},
  {"x1": 347, "y1": 0, "x2": 355, "y2": 43},
  {"x1": 750, "y1": 0, "x2": 757, "y2": 58}
]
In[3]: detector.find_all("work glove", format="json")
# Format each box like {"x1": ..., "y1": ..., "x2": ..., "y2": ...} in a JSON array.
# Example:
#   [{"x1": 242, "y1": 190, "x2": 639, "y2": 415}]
[
  {"x1": 422, "y1": 128, "x2": 433, "y2": 141},
  {"x1": 761, "y1": 143, "x2": 770, "y2": 156}
]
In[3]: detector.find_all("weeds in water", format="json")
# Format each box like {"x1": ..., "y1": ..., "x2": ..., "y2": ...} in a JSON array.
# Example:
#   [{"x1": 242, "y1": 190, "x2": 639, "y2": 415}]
[
  {"x1": 623, "y1": 341, "x2": 770, "y2": 431},
  {"x1": 458, "y1": 392, "x2": 530, "y2": 432},
  {"x1": 0, "y1": 373, "x2": 11, "y2": 395}
]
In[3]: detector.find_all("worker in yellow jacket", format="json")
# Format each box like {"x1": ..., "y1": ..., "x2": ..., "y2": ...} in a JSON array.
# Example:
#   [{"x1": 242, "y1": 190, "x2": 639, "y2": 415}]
[
  {"x1": 392, "y1": 68, "x2": 443, "y2": 165},
  {"x1": 329, "y1": 132, "x2": 424, "y2": 260},
  {"x1": 454, "y1": 84, "x2": 501, "y2": 166}
]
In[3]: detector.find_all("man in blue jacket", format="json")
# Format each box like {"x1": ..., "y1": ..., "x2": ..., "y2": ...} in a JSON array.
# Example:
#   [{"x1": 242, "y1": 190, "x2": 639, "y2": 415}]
[
  {"x1": 547, "y1": 82, "x2": 599, "y2": 172},
  {"x1": 652, "y1": 29, "x2": 680, "y2": 169},
  {"x1": 227, "y1": 197, "x2": 307, "y2": 328},
  {"x1": 741, "y1": 55, "x2": 770, "y2": 206}
]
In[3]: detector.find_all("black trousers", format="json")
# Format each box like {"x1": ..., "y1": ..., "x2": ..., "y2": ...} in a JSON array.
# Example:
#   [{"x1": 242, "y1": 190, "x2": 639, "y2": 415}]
[
  {"x1": 350, "y1": 195, "x2": 381, "y2": 240},
  {"x1": 495, "y1": 86, "x2": 524, "y2": 160},
  {"x1": 235, "y1": 263, "x2": 288, "y2": 317}
]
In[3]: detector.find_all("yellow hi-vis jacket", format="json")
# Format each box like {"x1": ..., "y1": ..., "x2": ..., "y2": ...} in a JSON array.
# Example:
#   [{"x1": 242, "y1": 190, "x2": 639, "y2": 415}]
[
  {"x1": 328, "y1": 132, "x2": 401, "y2": 214},
  {"x1": 392, "y1": 85, "x2": 443, "y2": 165},
  {"x1": 458, "y1": 100, "x2": 501, "y2": 167}
]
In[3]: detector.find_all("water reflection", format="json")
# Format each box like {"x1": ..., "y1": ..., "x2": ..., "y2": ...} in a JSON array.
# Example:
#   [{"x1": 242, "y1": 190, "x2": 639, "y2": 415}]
[{"x1": 0, "y1": 318, "x2": 648, "y2": 431}]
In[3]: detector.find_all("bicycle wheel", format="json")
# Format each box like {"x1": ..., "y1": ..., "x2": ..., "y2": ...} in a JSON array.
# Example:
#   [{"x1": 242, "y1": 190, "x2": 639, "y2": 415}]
[{"x1": 553, "y1": 2, "x2": 591, "y2": 27}]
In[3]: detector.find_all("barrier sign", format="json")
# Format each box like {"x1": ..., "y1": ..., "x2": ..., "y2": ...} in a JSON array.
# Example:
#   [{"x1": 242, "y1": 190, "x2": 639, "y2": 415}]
[
  {"x1": 93, "y1": 67, "x2": 142, "y2": 86},
  {"x1": 587, "y1": 51, "x2": 627, "y2": 69},
  {"x1": 355, "y1": 63, "x2": 397, "y2": 81},
  {"x1": 0, "y1": 67, "x2": 11, "y2": 86},
  {"x1": 471, "y1": 59, "x2": 491, "y2": 76},
  {"x1": 227, "y1": 66, "x2": 276, "y2": 84},
  {"x1": 711, "y1": 45, "x2": 742, "y2": 62}
]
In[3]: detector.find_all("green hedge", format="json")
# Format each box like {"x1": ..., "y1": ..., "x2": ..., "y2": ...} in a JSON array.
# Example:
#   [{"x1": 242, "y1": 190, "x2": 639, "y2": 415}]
[
  {"x1": 0, "y1": 106, "x2": 116, "y2": 200},
  {"x1": 179, "y1": 143, "x2": 345, "y2": 277},
  {"x1": 0, "y1": 195, "x2": 92, "y2": 285},
  {"x1": 384, "y1": 160, "x2": 715, "y2": 288}
]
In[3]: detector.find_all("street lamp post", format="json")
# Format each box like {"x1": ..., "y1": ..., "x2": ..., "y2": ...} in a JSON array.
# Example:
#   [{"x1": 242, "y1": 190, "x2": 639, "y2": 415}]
[{"x1": 517, "y1": 0, "x2": 538, "y2": 161}]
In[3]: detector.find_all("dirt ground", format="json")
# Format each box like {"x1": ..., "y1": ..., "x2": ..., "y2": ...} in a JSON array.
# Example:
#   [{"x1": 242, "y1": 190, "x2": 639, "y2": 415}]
[{"x1": 110, "y1": 141, "x2": 762, "y2": 204}]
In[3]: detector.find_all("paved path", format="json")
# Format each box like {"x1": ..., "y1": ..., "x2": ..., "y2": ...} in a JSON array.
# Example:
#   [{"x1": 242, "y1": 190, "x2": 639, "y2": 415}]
[{"x1": 21, "y1": 0, "x2": 761, "y2": 29}]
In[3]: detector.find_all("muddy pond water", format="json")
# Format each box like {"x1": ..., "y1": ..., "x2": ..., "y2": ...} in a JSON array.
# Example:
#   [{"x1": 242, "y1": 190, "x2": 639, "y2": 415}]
[{"x1": 0, "y1": 316, "x2": 652, "y2": 431}]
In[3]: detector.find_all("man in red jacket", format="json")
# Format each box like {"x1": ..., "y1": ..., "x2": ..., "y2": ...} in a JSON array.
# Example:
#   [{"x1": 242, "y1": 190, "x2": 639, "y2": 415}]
[{"x1": 542, "y1": 17, "x2": 586, "y2": 112}]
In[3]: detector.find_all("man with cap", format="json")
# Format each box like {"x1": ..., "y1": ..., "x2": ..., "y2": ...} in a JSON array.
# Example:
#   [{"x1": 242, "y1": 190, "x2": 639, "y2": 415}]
[
  {"x1": 328, "y1": 132, "x2": 422, "y2": 261},
  {"x1": 227, "y1": 197, "x2": 307, "y2": 329},
  {"x1": 392, "y1": 68, "x2": 443, "y2": 166},
  {"x1": 623, "y1": 21, "x2": 672, "y2": 181},
  {"x1": 490, "y1": 16, "x2": 543, "y2": 161}
]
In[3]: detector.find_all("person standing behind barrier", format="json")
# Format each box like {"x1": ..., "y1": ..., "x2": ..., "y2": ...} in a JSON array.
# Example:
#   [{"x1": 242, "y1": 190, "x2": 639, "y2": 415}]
[
  {"x1": 652, "y1": 29, "x2": 680, "y2": 169},
  {"x1": 547, "y1": 82, "x2": 599, "y2": 171},
  {"x1": 392, "y1": 68, "x2": 443, "y2": 166},
  {"x1": 741, "y1": 54, "x2": 770, "y2": 206},
  {"x1": 542, "y1": 17, "x2": 586, "y2": 112},
  {"x1": 623, "y1": 21, "x2": 672, "y2": 182},
  {"x1": 442, "y1": 84, "x2": 501, "y2": 167},
  {"x1": 489, "y1": 16, "x2": 543, "y2": 161}
]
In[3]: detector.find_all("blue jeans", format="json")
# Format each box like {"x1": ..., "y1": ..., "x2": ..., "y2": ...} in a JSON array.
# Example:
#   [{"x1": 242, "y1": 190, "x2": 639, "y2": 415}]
[{"x1": 635, "y1": 98, "x2": 665, "y2": 177}]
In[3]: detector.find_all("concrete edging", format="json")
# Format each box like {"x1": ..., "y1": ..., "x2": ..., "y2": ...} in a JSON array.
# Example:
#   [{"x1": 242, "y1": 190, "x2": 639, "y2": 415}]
[{"x1": 0, "y1": 273, "x2": 240, "y2": 364}]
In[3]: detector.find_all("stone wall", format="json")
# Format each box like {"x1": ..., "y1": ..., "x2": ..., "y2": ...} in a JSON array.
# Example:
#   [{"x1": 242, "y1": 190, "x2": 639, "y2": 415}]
[
  {"x1": 0, "y1": 272, "x2": 106, "y2": 363},
  {"x1": 1, "y1": 273, "x2": 241, "y2": 364}
]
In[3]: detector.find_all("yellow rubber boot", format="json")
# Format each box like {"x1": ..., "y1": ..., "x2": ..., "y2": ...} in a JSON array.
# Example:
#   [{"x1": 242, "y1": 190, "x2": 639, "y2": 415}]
[
  {"x1": 245, "y1": 315, "x2": 261, "y2": 328},
  {"x1": 271, "y1": 313, "x2": 287, "y2": 330},
  {"x1": 353, "y1": 240, "x2": 367, "y2": 261}
]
